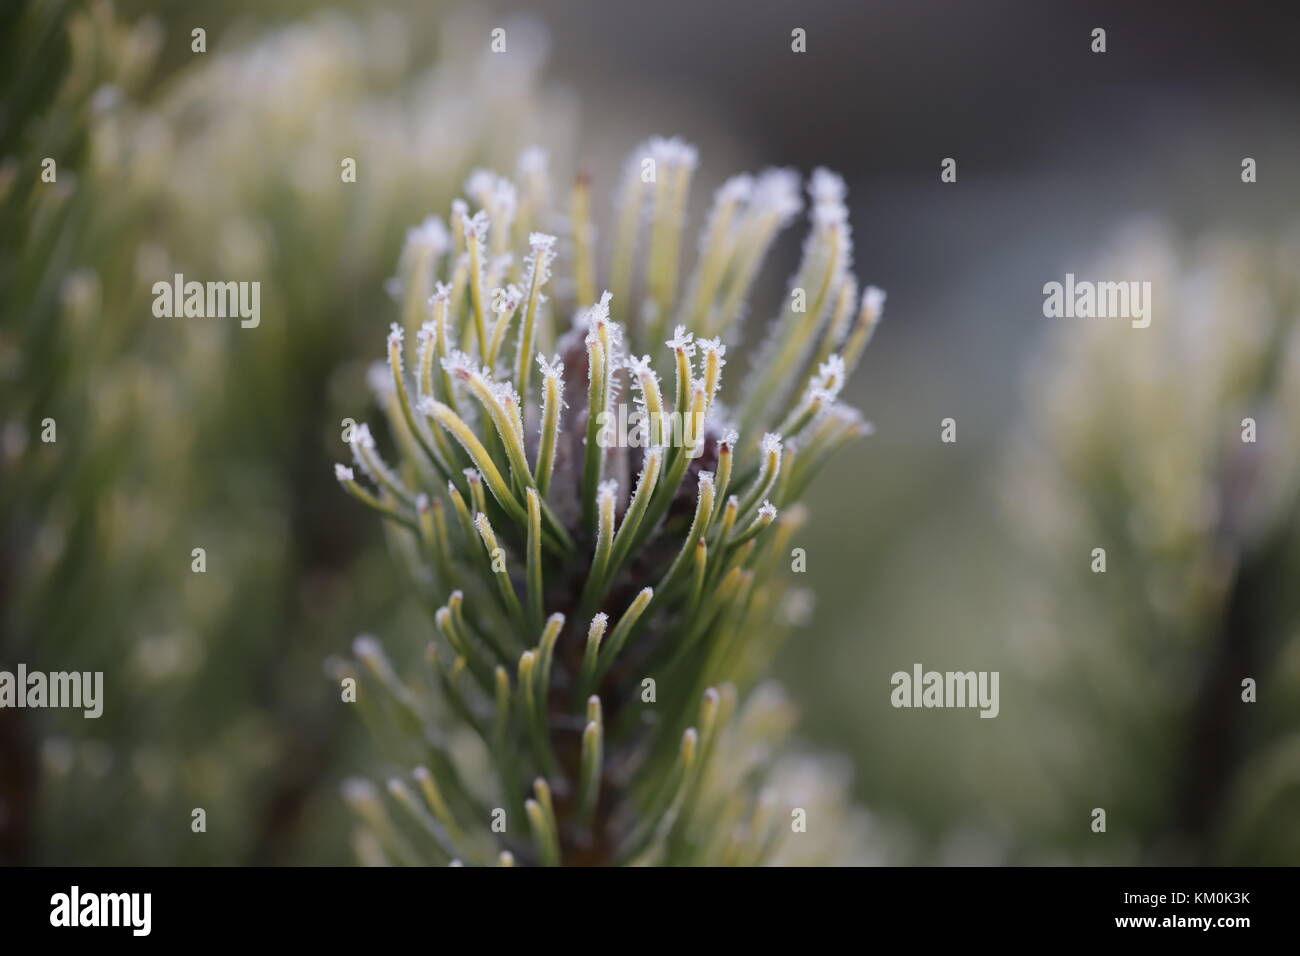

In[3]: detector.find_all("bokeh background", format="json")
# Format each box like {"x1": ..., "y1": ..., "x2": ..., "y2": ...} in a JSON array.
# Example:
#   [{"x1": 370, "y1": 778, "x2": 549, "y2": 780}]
[{"x1": 3, "y1": 0, "x2": 1298, "y2": 864}]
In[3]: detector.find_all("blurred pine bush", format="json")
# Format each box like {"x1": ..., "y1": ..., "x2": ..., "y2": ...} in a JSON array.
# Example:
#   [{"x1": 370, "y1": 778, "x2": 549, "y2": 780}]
[{"x1": 1006, "y1": 225, "x2": 1300, "y2": 863}]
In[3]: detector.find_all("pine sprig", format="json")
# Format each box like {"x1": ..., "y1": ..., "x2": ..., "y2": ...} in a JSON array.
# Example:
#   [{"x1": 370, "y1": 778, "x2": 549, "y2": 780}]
[{"x1": 336, "y1": 140, "x2": 886, "y2": 866}]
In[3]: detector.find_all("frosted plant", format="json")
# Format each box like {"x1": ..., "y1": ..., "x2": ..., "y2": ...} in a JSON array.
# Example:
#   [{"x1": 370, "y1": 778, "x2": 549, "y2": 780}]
[
  {"x1": 334, "y1": 139, "x2": 887, "y2": 865},
  {"x1": 1005, "y1": 225, "x2": 1300, "y2": 863}
]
